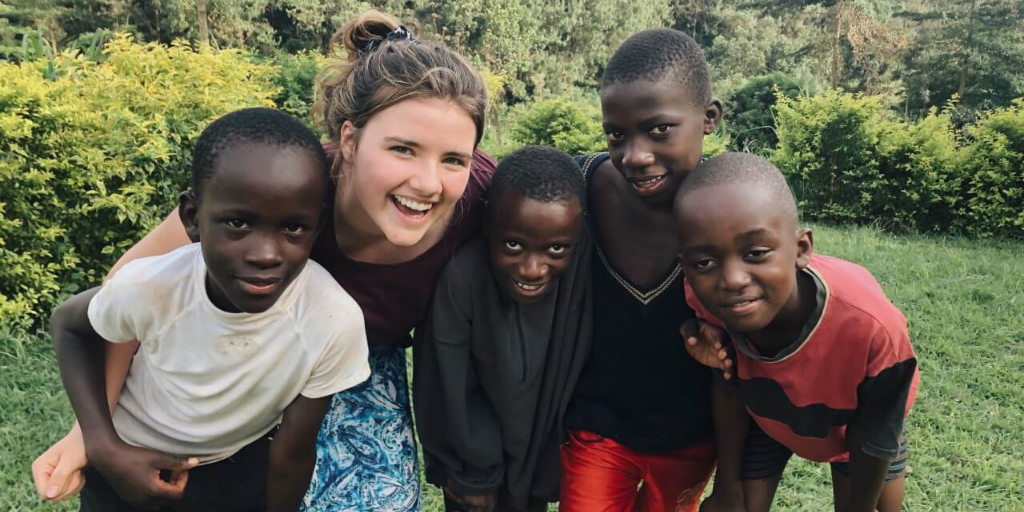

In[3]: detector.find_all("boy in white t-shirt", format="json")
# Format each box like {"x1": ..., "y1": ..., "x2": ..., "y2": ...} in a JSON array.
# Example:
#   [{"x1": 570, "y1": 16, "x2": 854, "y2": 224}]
[{"x1": 49, "y1": 108, "x2": 370, "y2": 511}]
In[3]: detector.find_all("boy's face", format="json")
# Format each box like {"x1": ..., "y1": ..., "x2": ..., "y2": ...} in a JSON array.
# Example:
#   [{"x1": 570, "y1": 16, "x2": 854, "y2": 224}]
[
  {"x1": 676, "y1": 182, "x2": 812, "y2": 333},
  {"x1": 486, "y1": 194, "x2": 583, "y2": 305},
  {"x1": 601, "y1": 79, "x2": 721, "y2": 208},
  {"x1": 180, "y1": 143, "x2": 325, "y2": 314}
]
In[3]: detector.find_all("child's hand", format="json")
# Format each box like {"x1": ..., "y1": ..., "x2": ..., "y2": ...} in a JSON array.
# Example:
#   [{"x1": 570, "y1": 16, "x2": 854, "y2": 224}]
[
  {"x1": 699, "y1": 492, "x2": 747, "y2": 512},
  {"x1": 31, "y1": 424, "x2": 87, "y2": 502},
  {"x1": 89, "y1": 440, "x2": 199, "y2": 507},
  {"x1": 443, "y1": 487, "x2": 498, "y2": 512},
  {"x1": 680, "y1": 319, "x2": 735, "y2": 379}
]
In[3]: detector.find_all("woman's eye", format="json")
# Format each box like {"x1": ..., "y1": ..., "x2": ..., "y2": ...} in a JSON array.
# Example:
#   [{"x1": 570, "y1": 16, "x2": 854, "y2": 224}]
[
  {"x1": 226, "y1": 219, "x2": 248, "y2": 229},
  {"x1": 443, "y1": 156, "x2": 467, "y2": 167},
  {"x1": 391, "y1": 145, "x2": 413, "y2": 155},
  {"x1": 505, "y1": 241, "x2": 522, "y2": 250},
  {"x1": 650, "y1": 125, "x2": 673, "y2": 136},
  {"x1": 284, "y1": 223, "x2": 306, "y2": 234},
  {"x1": 549, "y1": 245, "x2": 567, "y2": 255}
]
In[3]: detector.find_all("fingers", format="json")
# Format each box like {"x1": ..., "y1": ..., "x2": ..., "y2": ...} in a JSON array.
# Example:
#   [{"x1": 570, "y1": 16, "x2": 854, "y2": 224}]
[
  {"x1": 150, "y1": 468, "x2": 190, "y2": 498},
  {"x1": 155, "y1": 454, "x2": 200, "y2": 471},
  {"x1": 52, "y1": 472, "x2": 85, "y2": 502},
  {"x1": 680, "y1": 319, "x2": 699, "y2": 344},
  {"x1": 30, "y1": 454, "x2": 56, "y2": 499}
]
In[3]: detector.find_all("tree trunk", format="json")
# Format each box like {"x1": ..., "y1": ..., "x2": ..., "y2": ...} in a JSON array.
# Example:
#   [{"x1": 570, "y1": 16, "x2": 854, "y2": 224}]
[
  {"x1": 957, "y1": 0, "x2": 978, "y2": 99},
  {"x1": 196, "y1": 0, "x2": 210, "y2": 49}
]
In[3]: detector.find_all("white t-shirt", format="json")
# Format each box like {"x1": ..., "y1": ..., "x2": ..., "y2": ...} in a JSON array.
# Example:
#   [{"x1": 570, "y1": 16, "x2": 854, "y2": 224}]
[{"x1": 88, "y1": 243, "x2": 370, "y2": 463}]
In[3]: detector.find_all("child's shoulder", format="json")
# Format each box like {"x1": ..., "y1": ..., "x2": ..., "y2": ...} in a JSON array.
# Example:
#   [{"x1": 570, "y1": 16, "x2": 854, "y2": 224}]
[
  {"x1": 810, "y1": 254, "x2": 908, "y2": 346},
  {"x1": 105, "y1": 243, "x2": 202, "y2": 293}
]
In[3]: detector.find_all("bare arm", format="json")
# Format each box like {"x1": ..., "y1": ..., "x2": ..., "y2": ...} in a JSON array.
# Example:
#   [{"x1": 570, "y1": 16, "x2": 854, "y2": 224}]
[
  {"x1": 32, "y1": 209, "x2": 193, "y2": 501},
  {"x1": 50, "y1": 288, "x2": 197, "y2": 506},
  {"x1": 701, "y1": 384, "x2": 749, "y2": 512},
  {"x1": 841, "y1": 429, "x2": 890, "y2": 512},
  {"x1": 267, "y1": 395, "x2": 332, "y2": 511}
]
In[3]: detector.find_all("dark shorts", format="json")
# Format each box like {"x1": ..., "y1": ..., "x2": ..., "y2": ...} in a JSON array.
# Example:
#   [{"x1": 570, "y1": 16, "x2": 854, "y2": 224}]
[
  {"x1": 740, "y1": 421, "x2": 909, "y2": 483},
  {"x1": 79, "y1": 430, "x2": 273, "y2": 512}
]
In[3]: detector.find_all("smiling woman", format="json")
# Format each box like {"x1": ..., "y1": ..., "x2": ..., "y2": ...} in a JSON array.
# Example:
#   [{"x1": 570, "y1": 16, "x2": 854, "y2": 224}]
[{"x1": 30, "y1": 10, "x2": 494, "y2": 512}]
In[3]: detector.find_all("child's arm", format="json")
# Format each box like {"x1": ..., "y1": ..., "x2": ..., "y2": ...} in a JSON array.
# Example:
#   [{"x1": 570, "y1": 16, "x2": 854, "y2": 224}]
[
  {"x1": 267, "y1": 395, "x2": 332, "y2": 511},
  {"x1": 33, "y1": 210, "x2": 191, "y2": 501},
  {"x1": 841, "y1": 429, "x2": 890, "y2": 512},
  {"x1": 414, "y1": 270, "x2": 503, "y2": 507},
  {"x1": 50, "y1": 288, "x2": 198, "y2": 506},
  {"x1": 701, "y1": 381, "x2": 749, "y2": 512}
]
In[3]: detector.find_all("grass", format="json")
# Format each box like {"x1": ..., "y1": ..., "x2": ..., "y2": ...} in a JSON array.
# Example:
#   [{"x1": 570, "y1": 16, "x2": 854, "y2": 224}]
[{"x1": 2, "y1": 224, "x2": 1022, "y2": 511}]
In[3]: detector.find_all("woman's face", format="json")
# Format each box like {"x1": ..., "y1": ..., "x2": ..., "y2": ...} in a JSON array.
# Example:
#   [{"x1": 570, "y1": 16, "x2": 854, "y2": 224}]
[{"x1": 338, "y1": 97, "x2": 477, "y2": 247}]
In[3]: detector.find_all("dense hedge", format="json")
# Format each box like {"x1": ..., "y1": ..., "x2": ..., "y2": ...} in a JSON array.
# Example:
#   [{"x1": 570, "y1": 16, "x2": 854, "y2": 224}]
[
  {"x1": 773, "y1": 91, "x2": 1024, "y2": 238},
  {"x1": 0, "y1": 36, "x2": 276, "y2": 328}
]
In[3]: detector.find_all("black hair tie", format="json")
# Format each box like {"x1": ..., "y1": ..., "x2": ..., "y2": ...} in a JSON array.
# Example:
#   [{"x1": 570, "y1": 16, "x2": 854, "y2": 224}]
[{"x1": 359, "y1": 25, "x2": 413, "y2": 56}]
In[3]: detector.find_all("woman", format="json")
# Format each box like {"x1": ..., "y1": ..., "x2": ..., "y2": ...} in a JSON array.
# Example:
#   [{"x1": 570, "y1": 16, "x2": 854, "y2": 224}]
[{"x1": 32, "y1": 11, "x2": 492, "y2": 512}]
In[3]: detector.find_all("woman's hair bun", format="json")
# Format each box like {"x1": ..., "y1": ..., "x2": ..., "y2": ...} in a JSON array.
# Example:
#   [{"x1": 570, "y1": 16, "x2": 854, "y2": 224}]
[{"x1": 334, "y1": 10, "x2": 402, "y2": 62}]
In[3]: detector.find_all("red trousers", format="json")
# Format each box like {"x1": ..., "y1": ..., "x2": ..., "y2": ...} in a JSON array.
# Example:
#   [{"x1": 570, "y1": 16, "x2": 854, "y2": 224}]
[{"x1": 559, "y1": 430, "x2": 716, "y2": 512}]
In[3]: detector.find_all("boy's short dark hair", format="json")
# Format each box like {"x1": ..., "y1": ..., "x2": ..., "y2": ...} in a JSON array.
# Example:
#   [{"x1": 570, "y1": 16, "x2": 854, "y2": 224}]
[
  {"x1": 676, "y1": 152, "x2": 799, "y2": 223},
  {"x1": 602, "y1": 29, "x2": 712, "y2": 106},
  {"x1": 191, "y1": 107, "x2": 330, "y2": 203},
  {"x1": 487, "y1": 145, "x2": 584, "y2": 213}
]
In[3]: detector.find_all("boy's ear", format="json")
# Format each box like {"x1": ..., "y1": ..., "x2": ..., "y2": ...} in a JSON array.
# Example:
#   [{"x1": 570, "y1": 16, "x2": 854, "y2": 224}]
[
  {"x1": 795, "y1": 228, "x2": 814, "y2": 269},
  {"x1": 178, "y1": 192, "x2": 201, "y2": 243},
  {"x1": 703, "y1": 98, "x2": 724, "y2": 135},
  {"x1": 339, "y1": 120, "x2": 358, "y2": 162}
]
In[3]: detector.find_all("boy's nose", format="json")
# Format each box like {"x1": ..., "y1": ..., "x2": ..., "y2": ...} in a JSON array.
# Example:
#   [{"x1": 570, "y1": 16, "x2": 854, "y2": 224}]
[
  {"x1": 721, "y1": 262, "x2": 752, "y2": 290},
  {"x1": 622, "y1": 140, "x2": 655, "y2": 169},
  {"x1": 246, "y1": 236, "x2": 284, "y2": 268},
  {"x1": 519, "y1": 257, "x2": 548, "y2": 281}
]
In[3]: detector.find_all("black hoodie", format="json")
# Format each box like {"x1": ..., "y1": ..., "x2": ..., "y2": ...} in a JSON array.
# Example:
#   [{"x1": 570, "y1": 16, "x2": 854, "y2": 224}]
[{"x1": 414, "y1": 228, "x2": 592, "y2": 512}]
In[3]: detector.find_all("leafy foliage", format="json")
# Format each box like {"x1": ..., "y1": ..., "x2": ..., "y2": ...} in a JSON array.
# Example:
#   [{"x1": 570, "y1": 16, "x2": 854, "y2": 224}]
[{"x1": 0, "y1": 35, "x2": 275, "y2": 327}]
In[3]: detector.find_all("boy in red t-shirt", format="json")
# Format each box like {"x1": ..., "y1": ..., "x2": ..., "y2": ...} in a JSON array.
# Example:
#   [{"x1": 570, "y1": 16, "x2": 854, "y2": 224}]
[{"x1": 675, "y1": 153, "x2": 919, "y2": 512}]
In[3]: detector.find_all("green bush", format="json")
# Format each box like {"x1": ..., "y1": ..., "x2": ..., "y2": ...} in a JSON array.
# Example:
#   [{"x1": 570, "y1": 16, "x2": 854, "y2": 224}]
[
  {"x1": 725, "y1": 70, "x2": 821, "y2": 154},
  {"x1": 960, "y1": 99, "x2": 1024, "y2": 238},
  {"x1": 508, "y1": 97, "x2": 606, "y2": 157},
  {"x1": 773, "y1": 89, "x2": 1023, "y2": 239},
  {"x1": 270, "y1": 51, "x2": 324, "y2": 126},
  {"x1": 0, "y1": 35, "x2": 276, "y2": 327},
  {"x1": 772, "y1": 90, "x2": 891, "y2": 225}
]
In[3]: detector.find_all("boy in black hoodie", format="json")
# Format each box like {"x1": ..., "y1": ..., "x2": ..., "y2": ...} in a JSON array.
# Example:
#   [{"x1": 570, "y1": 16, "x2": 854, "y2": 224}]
[{"x1": 414, "y1": 145, "x2": 591, "y2": 512}]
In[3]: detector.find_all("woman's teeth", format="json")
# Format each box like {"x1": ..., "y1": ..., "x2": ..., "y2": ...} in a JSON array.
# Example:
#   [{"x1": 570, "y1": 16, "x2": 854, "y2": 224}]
[{"x1": 393, "y1": 195, "x2": 433, "y2": 212}]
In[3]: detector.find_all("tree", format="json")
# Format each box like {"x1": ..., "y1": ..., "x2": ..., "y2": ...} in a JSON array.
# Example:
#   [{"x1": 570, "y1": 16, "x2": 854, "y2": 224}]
[{"x1": 901, "y1": 0, "x2": 1024, "y2": 112}]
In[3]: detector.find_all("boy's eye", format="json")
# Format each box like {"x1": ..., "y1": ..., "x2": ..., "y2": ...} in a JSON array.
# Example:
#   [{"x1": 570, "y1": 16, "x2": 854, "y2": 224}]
[
  {"x1": 284, "y1": 223, "x2": 306, "y2": 235},
  {"x1": 650, "y1": 125, "x2": 674, "y2": 136},
  {"x1": 746, "y1": 249, "x2": 772, "y2": 260},
  {"x1": 505, "y1": 241, "x2": 522, "y2": 251},
  {"x1": 693, "y1": 258, "x2": 715, "y2": 270},
  {"x1": 226, "y1": 219, "x2": 249, "y2": 230},
  {"x1": 606, "y1": 131, "x2": 624, "y2": 142},
  {"x1": 549, "y1": 245, "x2": 567, "y2": 255}
]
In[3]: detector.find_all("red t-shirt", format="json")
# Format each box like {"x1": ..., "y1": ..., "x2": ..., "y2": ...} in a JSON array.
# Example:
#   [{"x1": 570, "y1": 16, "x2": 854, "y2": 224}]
[
  {"x1": 311, "y1": 147, "x2": 496, "y2": 346},
  {"x1": 685, "y1": 255, "x2": 919, "y2": 462}
]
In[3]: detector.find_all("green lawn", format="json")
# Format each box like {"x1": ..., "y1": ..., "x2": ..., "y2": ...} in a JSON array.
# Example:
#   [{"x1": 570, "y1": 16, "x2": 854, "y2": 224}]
[{"x1": 2, "y1": 225, "x2": 1022, "y2": 511}]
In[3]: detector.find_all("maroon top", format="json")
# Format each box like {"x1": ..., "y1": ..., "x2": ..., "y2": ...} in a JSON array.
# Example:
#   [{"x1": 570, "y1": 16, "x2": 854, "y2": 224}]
[{"x1": 311, "y1": 148, "x2": 497, "y2": 346}]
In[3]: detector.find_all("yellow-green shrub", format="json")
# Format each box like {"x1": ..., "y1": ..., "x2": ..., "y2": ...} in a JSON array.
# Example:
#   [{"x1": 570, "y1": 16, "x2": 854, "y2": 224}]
[{"x1": 0, "y1": 35, "x2": 276, "y2": 327}]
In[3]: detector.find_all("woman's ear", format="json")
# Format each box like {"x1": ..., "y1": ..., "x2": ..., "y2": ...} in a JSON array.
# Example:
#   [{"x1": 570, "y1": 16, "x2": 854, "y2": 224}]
[
  {"x1": 339, "y1": 120, "x2": 358, "y2": 162},
  {"x1": 795, "y1": 228, "x2": 814, "y2": 269},
  {"x1": 178, "y1": 192, "x2": 201, "y2": 243}
]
